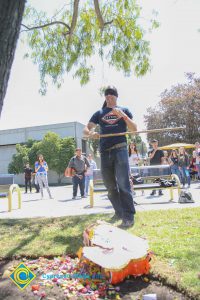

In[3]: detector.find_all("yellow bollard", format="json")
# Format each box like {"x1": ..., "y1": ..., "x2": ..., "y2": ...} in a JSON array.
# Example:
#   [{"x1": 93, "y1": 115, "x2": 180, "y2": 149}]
[
  {"x1": 8, "y1": 191, "x2": 12, "y2": 212},
  {"x1": 8, "y1": 184, "x2": 21, "y2": 211},
  {"x1": 89, "y1": 181, "x2": 94, "y2": 208}
]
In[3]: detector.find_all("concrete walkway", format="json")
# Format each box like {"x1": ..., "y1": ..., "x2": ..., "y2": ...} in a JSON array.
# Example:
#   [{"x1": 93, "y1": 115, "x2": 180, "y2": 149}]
[{"x1": 0, "y1": 182, "x2": 199, "y2": 219}]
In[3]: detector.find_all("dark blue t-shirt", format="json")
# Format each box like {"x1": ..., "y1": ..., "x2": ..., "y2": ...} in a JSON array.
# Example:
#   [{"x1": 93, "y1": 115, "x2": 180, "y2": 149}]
[{"x1": 89, "y1": 106, "x2": 133, "y2": 152}]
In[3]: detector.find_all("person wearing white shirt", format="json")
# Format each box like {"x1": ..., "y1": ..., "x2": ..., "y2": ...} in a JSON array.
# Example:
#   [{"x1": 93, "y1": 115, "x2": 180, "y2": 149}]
[
  {"x1": 128, "y1": 142, "x2": 140, "y2": 166},
  {"x1": 84, "y1": 154, "x2": 97, "y2": 197}
]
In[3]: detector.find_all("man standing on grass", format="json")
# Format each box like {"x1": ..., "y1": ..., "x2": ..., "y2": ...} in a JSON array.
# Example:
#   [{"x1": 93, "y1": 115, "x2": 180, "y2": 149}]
[{"x1": 83, "y1": 86, "x2": 137, "y2": 228}]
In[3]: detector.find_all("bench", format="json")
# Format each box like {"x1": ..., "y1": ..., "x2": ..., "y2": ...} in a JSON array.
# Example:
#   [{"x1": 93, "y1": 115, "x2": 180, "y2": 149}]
[
  {"x1": 0, "y1": 174, "x2": 21, "y2": 212},
  {"x1": 89, "y1": 165, "x2": 181, "y2": 208}
]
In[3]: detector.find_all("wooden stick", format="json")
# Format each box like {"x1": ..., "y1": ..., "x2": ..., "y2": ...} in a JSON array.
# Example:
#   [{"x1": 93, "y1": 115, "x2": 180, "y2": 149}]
[{"x1": 84, "y1": 126, "x2": 185, "y2": 139}]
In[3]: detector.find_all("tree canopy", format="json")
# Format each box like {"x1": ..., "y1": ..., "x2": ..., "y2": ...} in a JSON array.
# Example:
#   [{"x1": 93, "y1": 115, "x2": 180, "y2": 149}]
[
  {"x1": 22, "y1": 0, "x2": 159, "y2": 94},
  {"x1": 144, "y1": 73, "x2": 200, "y2": 145},
  {"x1": 0, "y1": 0, "x2": 158, "y2": 116}
]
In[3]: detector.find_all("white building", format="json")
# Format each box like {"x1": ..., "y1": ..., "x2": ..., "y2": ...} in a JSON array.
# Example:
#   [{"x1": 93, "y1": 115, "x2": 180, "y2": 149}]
[{"x1": 0, "y1": 122, "x2": 87, "y2": 184}]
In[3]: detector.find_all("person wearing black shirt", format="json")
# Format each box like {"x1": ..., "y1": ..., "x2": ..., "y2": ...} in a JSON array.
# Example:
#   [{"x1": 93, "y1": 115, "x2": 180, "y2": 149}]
[
  {"x1": 83, "y1": 86, "x2": 137, "y2": 228},
  {"x1": 148, "y1": 139, "x2": 164, "y2": 196},
  {"x1": 24, "y1": 163, "x2": 33, "y2": 193}
]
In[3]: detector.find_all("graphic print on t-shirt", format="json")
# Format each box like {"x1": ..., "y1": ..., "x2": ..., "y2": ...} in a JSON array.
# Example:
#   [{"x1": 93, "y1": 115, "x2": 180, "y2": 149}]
[{"x1": 101, "y1": 111, "x2": 121, "y2": 125}]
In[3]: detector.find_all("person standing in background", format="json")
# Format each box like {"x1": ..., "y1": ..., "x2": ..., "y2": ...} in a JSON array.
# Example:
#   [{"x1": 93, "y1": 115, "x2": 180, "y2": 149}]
[
  {"x1": 128, "y1": 142, "x2": 141, "y2": 167},
  {"x1": 68, "y1": 148, "x2": 90, "y2": 199},
  {"x1": 178, "y1": 147, "x2": 191, "y2": 189},
  {"x1": 24, "y1": 163, "x2": 33, "y2": 193},
  {"x1": 162, "y1": 150, "x2": 170, "y2": 165},
  {"x1": 35, "y1": 154, "x2": 53, "y2": 199},
  {"x1": 169, "y1": 149, "x2": 181, "y2": 180},
  {"x1": 148, "y1": 139, "x2": 164, "y2": 196},
  {"x1": 84, "y1": 154, "x2": 97, "y2": 197},
  {"x1": 128, "y1": 142, "x2": 142, "y2": 196}
]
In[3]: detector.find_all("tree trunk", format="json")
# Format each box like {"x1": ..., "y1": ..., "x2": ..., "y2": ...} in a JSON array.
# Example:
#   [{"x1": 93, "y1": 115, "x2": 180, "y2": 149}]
[{"x1": 0, "y1": 0, "x2": 26, "y2": 117}]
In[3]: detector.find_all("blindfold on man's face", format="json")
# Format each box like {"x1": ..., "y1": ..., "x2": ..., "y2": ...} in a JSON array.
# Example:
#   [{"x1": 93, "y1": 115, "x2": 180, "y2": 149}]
[{"x1": 104, "y1": 89, "x2": 118, "y2": 97}]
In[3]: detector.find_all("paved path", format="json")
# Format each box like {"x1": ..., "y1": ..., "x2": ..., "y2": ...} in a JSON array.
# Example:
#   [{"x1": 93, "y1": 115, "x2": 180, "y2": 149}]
[{"x1": 0, "y1": 182, "x2": 199, "y2": 219}]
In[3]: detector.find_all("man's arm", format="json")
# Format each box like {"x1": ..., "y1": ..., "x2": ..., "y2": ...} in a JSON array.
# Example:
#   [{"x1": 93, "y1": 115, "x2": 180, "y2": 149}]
[
  {"x1": 148, "y1": 149, "x2": 157, "y2": 160},
  {"x1": 112, "y1": 108, "x2": 137, "y2": 132},
  {"x1": 124, "y1": 117, "x2": 137, "y2": 132},
  {"x1": 83, "y1": 122, "x2": 100, "y2": 139}
]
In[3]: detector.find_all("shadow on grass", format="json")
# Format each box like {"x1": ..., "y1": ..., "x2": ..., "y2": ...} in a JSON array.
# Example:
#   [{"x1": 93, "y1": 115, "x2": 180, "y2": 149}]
[
  {"x1": 53, "y1": 234, "x2": 82, "y2": 254},
  {"x1": 136, "y1": 201, "x2": 176, "y2": 205},
  {"x1": 0, "y1": 219, "x2": 45, "y2": 259},
  {"x1": 5, "y1": 232, "x2": 42, "y2": 258},
  {"x1": 0, "y1": 215, "x2": 110, "y2": 259}
]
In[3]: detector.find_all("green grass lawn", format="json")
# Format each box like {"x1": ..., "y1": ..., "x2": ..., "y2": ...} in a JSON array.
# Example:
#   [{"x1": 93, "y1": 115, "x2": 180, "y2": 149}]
[{"x1": 0, "y1": 207, "x2": 200, "y2": 298}]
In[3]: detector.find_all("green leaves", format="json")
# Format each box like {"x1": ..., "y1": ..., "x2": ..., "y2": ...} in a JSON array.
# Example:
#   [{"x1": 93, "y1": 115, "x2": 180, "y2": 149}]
[
  {"x1": 73, "y1": 65, "x2": 94, "y2": 85},
  {"x1": 22, "y1": 0, "x2": 158, "y2": 94},
  {"x1": 8, "y1": 133, "x2": 76, "y2": 183}
]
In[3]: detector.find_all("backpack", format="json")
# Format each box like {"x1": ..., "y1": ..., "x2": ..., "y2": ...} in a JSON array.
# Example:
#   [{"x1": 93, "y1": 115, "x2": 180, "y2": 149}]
[
  {"x1": 64, "y1": 167, "x2": 75, "y2": 177},
  {"x1": 130, "y1": 173, "x2": 144, "y2": 185},
  {"x1": 178, "y1": 191, "x2": 194, "y2": 203},
  {"x1": 64, "y1": 157, "x2": 76, "y2": 177},
  {"x1": 154, "y1": 178, "x2": 176, "y2": 187}
]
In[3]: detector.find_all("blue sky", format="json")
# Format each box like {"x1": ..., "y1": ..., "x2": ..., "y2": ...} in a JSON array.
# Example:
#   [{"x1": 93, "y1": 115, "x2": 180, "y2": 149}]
[{"x1": 0, "y1": 0, "x2": 200, "y2": 136}]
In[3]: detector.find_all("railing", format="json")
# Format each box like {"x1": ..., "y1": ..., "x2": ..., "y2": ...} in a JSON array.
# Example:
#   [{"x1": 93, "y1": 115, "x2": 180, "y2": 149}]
[{"x1": 89, "y1": 165, "x2": 181, "y2": 208}]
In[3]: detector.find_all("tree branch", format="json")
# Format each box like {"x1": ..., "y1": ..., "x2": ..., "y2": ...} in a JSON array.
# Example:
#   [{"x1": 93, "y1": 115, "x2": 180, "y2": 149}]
[
  {"x1": 67, "y1": 0, "x2": 80, "y2": 46},
  {"x1": 93, "y1": 0, "x2": 113, "y2": 30},
  {"x1": 93, "y1": 0, "x2": 104, "y2": 30},
  {"x1": 21, "y1": 21, "x2": 70, "y2": 32},
  {"x1": 104, "y1": 20, "x2": 113, "y2": 26},
  {"x1": 70, "y1": 0, "x2": 80, "y2": 35}
]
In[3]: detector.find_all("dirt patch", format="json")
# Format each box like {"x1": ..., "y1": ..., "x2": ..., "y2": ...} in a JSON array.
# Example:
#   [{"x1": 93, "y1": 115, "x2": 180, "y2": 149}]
[{"x1": 0, "y1": 259, "x2": 193, "y2": 300}]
